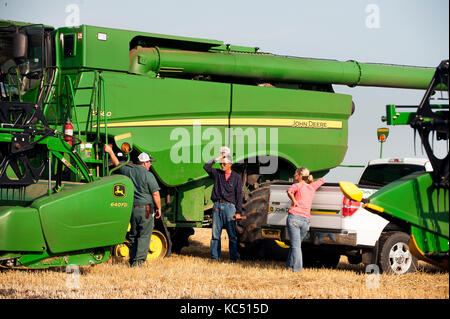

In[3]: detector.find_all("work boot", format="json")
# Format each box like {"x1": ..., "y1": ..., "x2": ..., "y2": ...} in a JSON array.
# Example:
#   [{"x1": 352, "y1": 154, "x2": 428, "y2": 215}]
[{"x1": 130, "y1": 260, "x2": 145, "y2": 268}]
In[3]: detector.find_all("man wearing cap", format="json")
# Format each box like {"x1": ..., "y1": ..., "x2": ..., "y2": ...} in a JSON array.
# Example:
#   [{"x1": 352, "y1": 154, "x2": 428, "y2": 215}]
[
  {"x1": 104, "y1": 144, "x2": 161, "y2": 267},
  {"x1": 203, "y1": 148, "x2": 244, "y2": 262}
]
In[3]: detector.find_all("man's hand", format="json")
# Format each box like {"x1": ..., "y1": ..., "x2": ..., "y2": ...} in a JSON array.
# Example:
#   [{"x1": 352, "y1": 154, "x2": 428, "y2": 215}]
[
  {"x1": 104, "y1": 144, "x2": 113, "y2": 154},
  {"x1": 104, "y1": 144, "x2": 119, "y2": 167},
  {"x1": 155, "y1": 208, "x2": 161, "y2": 219},
  {"x1": 152, "y1": 191, "x2": 161, "y2": 219},
  {"x1": 234, "y1": 213, "x2": 247, "y2": 220}
]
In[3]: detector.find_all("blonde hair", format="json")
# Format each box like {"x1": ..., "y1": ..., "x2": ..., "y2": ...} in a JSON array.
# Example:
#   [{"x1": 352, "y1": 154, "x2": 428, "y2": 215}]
[{"x1": 295, "y1": 167, "x2": 310, "y2": 177}]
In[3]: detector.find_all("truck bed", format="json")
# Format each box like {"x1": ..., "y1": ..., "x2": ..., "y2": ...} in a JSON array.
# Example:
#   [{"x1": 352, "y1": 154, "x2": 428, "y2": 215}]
[{"x1": 267, "y1": 183, "x2": 378, "y2": 230}]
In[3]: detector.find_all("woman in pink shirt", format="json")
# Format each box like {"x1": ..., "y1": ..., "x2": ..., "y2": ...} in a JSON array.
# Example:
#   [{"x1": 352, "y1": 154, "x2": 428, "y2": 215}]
[{"x1": 286, "y1": 167, "x2": 325, "y2": 272}]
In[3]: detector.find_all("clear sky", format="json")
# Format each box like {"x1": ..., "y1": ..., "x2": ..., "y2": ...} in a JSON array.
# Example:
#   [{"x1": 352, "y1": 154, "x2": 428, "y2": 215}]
[{"x1": 1, "y1": 0, "x2": 448, "y2": 182}]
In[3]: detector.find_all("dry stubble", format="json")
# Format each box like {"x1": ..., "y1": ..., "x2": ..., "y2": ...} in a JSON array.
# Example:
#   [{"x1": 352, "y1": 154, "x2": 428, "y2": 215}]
[{"x1": 0, "y1": 228, "x2": 448, "y2": 299}]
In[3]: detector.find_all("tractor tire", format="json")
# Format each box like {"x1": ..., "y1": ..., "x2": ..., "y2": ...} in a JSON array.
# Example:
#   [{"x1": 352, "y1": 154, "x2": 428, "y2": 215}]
[{"x1": 377, "y1": 231, "x2": 418, "y2": 274}]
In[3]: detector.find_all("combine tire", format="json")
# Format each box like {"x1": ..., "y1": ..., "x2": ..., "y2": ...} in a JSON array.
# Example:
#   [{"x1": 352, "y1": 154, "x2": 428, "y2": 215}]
[
  {"x1": 236, "y1": 184, "x2": 287, "y2": 260},
  {"x1": 170, "y1": 227, "x2": 195, "y2": 253},
  {"x1": 236, "y1": 185, "x2": 270, "y2": 259},
  {"x1": 112, "y1": 229, "x2": 170, "y2": 261},
  {"x1": 147, "y1": 230, "x2": 169, "y2": 260}
]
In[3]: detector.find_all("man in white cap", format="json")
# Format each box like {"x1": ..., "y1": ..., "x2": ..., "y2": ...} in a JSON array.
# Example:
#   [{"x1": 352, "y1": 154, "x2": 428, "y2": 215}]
[
  {"x1": 203, "y1": 147, "x2": 244, "y2": 262},
  {"x1": 105, "y1": 145, "x2": 161, "y2": 267}
]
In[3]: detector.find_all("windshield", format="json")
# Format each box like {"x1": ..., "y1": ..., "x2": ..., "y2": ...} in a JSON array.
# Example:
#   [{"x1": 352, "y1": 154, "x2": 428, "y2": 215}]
[
  {"x1": 358, "y1": 164, "x2": 426, "y2": 187},
  {"x1": 0, "y1": 24, "x2": 44, "y2": 101}
]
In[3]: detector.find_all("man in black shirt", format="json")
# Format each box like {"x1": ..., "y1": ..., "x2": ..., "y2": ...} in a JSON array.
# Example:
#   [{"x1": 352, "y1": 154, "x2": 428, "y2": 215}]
[{"x1": 203, "y1": 152, "x2": 244, "y2": 262}]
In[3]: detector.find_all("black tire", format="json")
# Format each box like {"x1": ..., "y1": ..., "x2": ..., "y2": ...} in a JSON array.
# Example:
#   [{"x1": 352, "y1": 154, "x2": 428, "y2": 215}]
[
  {"x1": 170, "y1": 227, "x2": 194, "y2": 253},
  {"x1": 236, "y1": 185, "x2": 270, "y2": 259},
  {"x1": 236, "y1": 184, "x2": 289, "y2": 260},
  {"x1": 378, "y1": 231, "x2": 418, "y2": 274}
]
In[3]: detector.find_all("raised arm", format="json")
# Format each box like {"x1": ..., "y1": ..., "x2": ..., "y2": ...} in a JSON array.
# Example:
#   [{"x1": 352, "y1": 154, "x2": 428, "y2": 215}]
[
  {"x1": 104, "y1": 144, "x2": 119, "y2": 167},
  {"x1": 203, "y1": 155, "x2": 223, "y2": 178}
]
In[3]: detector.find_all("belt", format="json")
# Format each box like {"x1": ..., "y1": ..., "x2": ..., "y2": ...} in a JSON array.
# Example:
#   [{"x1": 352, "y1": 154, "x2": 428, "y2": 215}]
[
  {"x1": 218, "y1": 200, "x2": 233, "y2": 204},
  {"x1": 134, "y1": 205, "x2": 150, "y2": 208},
  {"x1": 134, "y1": 204, "x2": 153, "y2": 219}
]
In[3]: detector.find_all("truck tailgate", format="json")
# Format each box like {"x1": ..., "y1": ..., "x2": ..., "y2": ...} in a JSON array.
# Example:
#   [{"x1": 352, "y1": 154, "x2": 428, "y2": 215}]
[{"x1": 268, "y1": 184, "x2": 343, "y2": 230}]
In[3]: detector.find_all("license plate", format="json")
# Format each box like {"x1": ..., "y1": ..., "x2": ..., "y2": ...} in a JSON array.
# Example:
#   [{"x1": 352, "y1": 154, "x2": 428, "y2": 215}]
[{"x1": 261, "y1": 228, "x2": 281, "y2": 240}]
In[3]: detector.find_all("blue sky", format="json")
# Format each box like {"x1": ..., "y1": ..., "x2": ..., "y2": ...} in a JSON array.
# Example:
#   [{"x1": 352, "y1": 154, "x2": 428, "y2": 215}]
[{"x1": 1, "y1": 0, "x2": 448, "y2": 182}]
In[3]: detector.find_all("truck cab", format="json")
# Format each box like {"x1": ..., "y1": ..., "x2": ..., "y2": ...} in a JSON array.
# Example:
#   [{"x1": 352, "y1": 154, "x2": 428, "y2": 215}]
[{"x1": 358, "y1": 158, "x2": 432, "y2": 187}]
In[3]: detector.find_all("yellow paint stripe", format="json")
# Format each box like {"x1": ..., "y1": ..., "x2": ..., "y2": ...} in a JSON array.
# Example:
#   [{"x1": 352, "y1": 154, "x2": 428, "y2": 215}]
[
  {"x1": 96, "y1": 118, "x2": 342, "y2": 129},
  {"x1": 114, "y1": 132, "x2": 132, "y2": 140},
  {"x1": 364, "y1": 203, "x2": 385, "y2": 213},
  {"x1": 311, "y1": 210, "x2": 340, "y2": 215},
  {"x1": 97, "y1": 118, "x2": 228, "y2": 128}
]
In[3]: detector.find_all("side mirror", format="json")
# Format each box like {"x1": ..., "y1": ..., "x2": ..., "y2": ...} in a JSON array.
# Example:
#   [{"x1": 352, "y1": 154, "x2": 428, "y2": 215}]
[
  {"x1": 114, "y1": 133, "x2": 133, "y2": 154},
  {"x1": 339, "y1": 181, "x2": 363, "y2": 202},
  {"x1": 13, "y1": 32, "x2": 28, "y2": 60}
]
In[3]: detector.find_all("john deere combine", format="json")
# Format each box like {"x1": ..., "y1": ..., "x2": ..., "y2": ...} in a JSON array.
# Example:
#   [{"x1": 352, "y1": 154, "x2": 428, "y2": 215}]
[{"x1": 0, "y1": 20, "x2": 438, "y2": 268}]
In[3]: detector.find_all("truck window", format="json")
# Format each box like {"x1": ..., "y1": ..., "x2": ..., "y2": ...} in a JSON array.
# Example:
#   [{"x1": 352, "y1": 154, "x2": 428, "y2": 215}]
[{"x1": 358, "y1": 164, "x2": 426, "y2": 187}]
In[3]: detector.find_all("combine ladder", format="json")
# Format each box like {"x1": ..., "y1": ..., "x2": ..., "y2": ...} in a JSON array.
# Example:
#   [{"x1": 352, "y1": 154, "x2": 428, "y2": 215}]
[{"x1": 65, "y1": 69, "x2": 109, "y2": 178}]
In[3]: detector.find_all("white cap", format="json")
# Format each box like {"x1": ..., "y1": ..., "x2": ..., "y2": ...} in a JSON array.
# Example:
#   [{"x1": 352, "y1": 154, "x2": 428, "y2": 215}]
[
  {"x1": 220, "y1": 146, "x2": 230, "y2": 155},
  {"x1": 138, "y1": 152, "x2": 155, "y2": 163}
]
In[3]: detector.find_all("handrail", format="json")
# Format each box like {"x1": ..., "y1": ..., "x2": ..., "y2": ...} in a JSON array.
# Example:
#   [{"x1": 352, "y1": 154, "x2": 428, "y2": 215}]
[{"x1": 7, "y1": 66, "x2": 22, "y2": 102}]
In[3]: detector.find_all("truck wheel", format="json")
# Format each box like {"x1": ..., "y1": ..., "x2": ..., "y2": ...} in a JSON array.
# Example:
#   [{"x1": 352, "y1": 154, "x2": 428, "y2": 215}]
[
  {"x1": 236, "y1": 185, "x2": 270, "y2": 259},
  {"x1": 378, "y1": 231, "x2": 418, "y2": 274}
]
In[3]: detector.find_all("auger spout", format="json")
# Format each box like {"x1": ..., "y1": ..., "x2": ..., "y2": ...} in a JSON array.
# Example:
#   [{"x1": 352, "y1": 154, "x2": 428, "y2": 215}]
[{"x1": 129, "y1": 46, "x2": 435, "y2": 89}]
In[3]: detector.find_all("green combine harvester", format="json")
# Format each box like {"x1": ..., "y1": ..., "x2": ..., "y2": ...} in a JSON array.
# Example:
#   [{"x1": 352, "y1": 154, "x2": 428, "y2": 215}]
[
  {"x1": 341, "y1": 60, "x2": 449, "y2": 270},
  {"x1": 0, "y1": 20, "x2": 443, "y2": 269}
]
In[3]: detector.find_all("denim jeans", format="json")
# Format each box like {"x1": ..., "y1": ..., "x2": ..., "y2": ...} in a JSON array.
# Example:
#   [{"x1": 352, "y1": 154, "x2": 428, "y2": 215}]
[
  {"x1": 211, "y1": 202, "x2": 238, "y2": 261},
  {"x1": 286, "y1": 214, "x2": 310, "y2": 272}
]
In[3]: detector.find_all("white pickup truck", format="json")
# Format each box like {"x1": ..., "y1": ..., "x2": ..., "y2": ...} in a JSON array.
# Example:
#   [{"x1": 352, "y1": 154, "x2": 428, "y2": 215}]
[{"x1": 242, "y1": 158, "x2": 432, "y2": 274}]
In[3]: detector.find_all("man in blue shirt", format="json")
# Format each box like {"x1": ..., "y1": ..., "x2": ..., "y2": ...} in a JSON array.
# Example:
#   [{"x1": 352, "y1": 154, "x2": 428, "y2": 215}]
[
  {"x1": 203, "y1": 151, "x2": 244, "y2": 262},
  {"x1": 105, "y1": 144, "x2": 161, "y2": 267}
]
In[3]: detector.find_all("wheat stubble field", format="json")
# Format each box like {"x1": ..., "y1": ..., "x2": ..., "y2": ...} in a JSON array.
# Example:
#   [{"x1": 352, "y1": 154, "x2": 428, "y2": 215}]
[{"x1": 0, "y1": 228, "x2": 448, "y2": 299}]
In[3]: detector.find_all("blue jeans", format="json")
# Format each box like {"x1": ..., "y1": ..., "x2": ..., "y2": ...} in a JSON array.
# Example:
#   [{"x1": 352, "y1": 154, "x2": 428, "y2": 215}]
[
  {"x1": 211, "y1": 202, "x2": 238, "y2": 261},
  {"x1": 286, "y1": 214, "x2": 310, "y2": 272}
]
